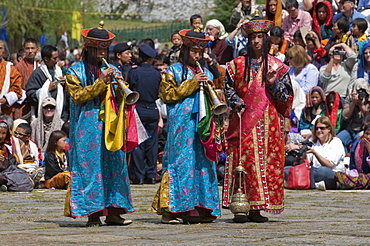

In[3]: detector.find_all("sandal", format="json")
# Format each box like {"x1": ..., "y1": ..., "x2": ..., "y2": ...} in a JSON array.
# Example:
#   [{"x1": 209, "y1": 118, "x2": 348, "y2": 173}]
[{"x1": 161, "y1": 213, "x2": 181, "y2": 224}]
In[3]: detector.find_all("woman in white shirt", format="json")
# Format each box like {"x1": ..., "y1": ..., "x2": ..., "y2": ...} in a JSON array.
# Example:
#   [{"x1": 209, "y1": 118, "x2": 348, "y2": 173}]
[
  {"x1": 306, "y1": 116, "x2": 345, "y2": 189},
  {"x1": 284, "y1": 116, "x2": 345, "y2": 190}
]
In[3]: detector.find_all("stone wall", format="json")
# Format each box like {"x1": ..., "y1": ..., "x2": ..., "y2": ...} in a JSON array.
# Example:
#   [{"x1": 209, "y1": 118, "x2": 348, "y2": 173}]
[{"x1": 98, "y1": 0, "x2": 216, "y2": 22}]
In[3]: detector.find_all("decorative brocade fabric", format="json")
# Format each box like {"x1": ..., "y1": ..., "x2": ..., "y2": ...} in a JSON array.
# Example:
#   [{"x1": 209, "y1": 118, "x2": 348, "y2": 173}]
[
  {"x1": 65, "y1": 61, "x2": 134, "y2": 217},
  {"x1": 152, "y1": 62, "x2": 221, "y2": 217},
  {"x1": 223, "y1": 55, "x2": 292, "y2": 214}
]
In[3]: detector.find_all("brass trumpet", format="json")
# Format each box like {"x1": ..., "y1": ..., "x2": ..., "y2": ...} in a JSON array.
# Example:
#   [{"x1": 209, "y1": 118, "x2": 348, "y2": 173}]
[
  {"x1": 195, "y1": 60, "x2": 228, "y2": 115},
  {"x1": 101, "y1": 58, "x2": 140, "y2": 105}
]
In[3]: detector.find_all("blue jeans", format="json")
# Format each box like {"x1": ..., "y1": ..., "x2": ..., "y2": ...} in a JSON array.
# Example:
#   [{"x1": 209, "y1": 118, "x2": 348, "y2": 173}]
[
  {"x1": 284, "y1": 166, "x2": 334, "y2": 182},
  {"x1": 336, "y1": 129, "x2": 360, "y2": 154}
]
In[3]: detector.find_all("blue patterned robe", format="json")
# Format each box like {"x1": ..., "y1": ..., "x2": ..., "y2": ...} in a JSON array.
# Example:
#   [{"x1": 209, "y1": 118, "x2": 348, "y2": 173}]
[
  {"x1": 156, "y1": 62, "x2": 221, "y2": 217},
  {"x1": 66, "y1": 61, "x2": 134, "y2": 217}
]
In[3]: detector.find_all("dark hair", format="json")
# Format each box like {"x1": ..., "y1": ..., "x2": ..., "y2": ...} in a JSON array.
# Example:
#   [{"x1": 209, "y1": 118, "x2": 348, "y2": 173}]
[
  {"x1": 41, "y1": 45, "x2": 58, "y2": 60},
  {"x1": 270, "y1": 26, "x2": 285, "y2": 37},
  {"x1": 46, "y1": 130, "x2": 67, "y2": 154},
  {"x1": 61, "y1": 121, "x2": 70, "y2": 137},
  {"x1": 293, "y1": 29, "x2": 303, "y2": 39},
  {"x1": 154, "y1": 54, "x2": 170, "y2": 66},
  {"x1": 286, "y1": 0, "x2": 299, "y2": 9},
  {"x1": 190, "y1": 14, "x2": 202, "y2": 25},
  {"x1": 23, "y1": 38, "x2": 37, "y2": 47},
  {"x1": 352, "y1": 18, "x2": 368, "y2": 33},
  {"x1": 17, "y1": 49, "x2": 25, "y2": 60},
  {"x1": 316, "y1": 2, "x2": 328, "y2": 12},
  {"x1": 138, "y1": 38, "x2": 155, "y2": 49},
  {"x1": 17, "y1": 123, "x2": 32, "y2": 135},
  {"x1": 304, "y1": 88, "x2": 326, "y2": 122},
  {"x1": 244, "y1": 32, "x2": 269, "y2": 83},
  {"x1": 364, "y1": 123, "x2": 370, "y2": 133},
  {"x1": 305, "y1": 30, "x2": 321, "y2": 44},
  {"x1": 335, "y1": 16, "x2": 350, "y2": 33}
]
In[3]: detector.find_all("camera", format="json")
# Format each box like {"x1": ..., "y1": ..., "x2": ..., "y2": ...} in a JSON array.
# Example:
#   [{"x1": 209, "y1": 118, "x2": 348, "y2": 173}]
[
  {"x1": 357, "y1": 88, "x2": 368, "y2": 100},
  {"x1": 333, "y1": 50, "x2": 346, "y2": 56},
  {"x1": 287, "y1": 139, "x2": 313, "y2": 158}
]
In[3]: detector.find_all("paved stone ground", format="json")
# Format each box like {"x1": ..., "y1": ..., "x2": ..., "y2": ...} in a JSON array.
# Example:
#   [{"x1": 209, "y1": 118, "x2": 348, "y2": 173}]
[{"x1": 0, "y1": 185, "x2": 369, "y2": 245}]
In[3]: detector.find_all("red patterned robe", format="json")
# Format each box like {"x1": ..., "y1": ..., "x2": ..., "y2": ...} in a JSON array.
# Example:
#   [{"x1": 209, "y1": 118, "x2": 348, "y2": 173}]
[{"x1": 223, "y1": 55, "x2": 293, "y2": 213}]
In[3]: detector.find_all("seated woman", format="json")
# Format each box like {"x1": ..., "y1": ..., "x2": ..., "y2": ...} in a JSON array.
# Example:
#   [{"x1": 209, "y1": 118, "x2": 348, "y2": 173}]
[
  {"x1": 31, "y1": 97, "x2": 64, "y2": 152},
  {"x1": 286, "y1": 45, "x2": 319, "y2": 94},
  {"x1": 299, "y1": 86, "x2": 326, "y2": 131},
  {"x1": 325, "y1": 91, "x2": 344, "y2": 133},
  {"x1": 44, "y1": 130, "x2": 70, "y2": 189},
  {"x1": 308, "y1": 116, "x2": 345, "y2": 190},
  {"x1": 286, "y1": 116, "x2": 346, "y2": 190},
  {"x1": 269, "y1": 26, "x2": 293, "y2": 63}
]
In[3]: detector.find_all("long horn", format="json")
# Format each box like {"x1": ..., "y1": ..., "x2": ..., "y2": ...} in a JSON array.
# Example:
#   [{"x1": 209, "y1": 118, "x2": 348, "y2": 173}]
[
  {"x1": 101, "y1": 58, "x2": 140, "y2": 105},
  {"x1": 195, "y1": 60, "x2": 228, "y2": 115}
]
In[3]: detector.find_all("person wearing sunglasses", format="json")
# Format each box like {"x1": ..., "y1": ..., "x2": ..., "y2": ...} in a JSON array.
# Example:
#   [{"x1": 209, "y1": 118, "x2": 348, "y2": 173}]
[
  {"x1": 30, "y1": 97, "x2": 64, "y2": 153},
  {"x1": 306, "y1": 116, "x2": 345, "y2": 190}
]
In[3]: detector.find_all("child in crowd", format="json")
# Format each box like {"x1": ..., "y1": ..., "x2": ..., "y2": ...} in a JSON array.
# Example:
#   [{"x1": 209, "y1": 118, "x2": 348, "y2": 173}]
[
  {"x1": 168, "y1": 31, "x2": 183, "y2": 65},
  {"x1": 351, "y1": 18, "x2": 368, "y2": 57},
  {"x1": 300, "y1": 86, "x2": 326, "y2": 130},
  {"x1": 269, "y1": 26, "x2": 293, "y2": 62},
  {"x1": 44, "y1": 130, "x2": 70, "y2": 189},
  {"x1": 325, "y1": 91, "x2": 343, "y2": 133},
  {"x1": 153, "y1": 54, "x2": 170, "y2": 75},
  {"x1": 190, "y1": 14, "x2": 203, "y2": 30}
]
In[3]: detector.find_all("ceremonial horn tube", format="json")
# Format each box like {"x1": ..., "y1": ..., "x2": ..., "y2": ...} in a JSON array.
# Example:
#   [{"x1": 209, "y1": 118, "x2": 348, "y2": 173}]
[
  {"x1": 101, "y1": 58, "x2": 140, "y2": 105},
  {"x1": 195, "y1": 60, "x2": 228, "y2": 115}
]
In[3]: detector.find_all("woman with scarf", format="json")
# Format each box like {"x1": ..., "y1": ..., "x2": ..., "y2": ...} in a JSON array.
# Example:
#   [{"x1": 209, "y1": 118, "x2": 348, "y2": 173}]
[
  {"x1": 223, "y1": 16, "x2": 293, "y2": 223},
  {"x1": 312, "y1": 1, "x2": 333, "y2": 43},
  {"x1": 205, "y1": 19, "x2": 234, "y2": 65},
  {"x1": 349, "y1": 41, "x2": 370, "y2": 95},
  {"x1": 325, "y1": 91, "x2": 344, "y2": 133},
  {"x1": 152, "y1": 29, "x2": 221, "y2": 224},
  {"x1": 265, "y1": 0, "x2": 287, "y2": 27},
  {"x1": 31, "y1": 97, "x2": 64, "y2": 153},
  {"x1": 299, "y1": 86, "x2": 326, "y2": 131}
]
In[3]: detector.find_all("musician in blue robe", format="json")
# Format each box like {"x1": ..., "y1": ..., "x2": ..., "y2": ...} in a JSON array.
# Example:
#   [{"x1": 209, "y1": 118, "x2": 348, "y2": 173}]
[
  {"x1": 65, "y1": 22, "x2": 134, "y2": 227},
  {"x1": 152, "y1": 29, "x2": 221, "y2": 224}
]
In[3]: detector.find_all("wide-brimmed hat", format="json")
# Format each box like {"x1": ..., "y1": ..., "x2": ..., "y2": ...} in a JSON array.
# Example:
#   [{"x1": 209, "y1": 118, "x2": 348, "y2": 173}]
[
  {"x1": 81, "y1": 21, "x2": 115, "y2": 49},
  {"x1": 179, "y1": 29, "x2": 211, "y2": 49},
  {"x1": 241, "y1": 14, "x2": 274, "y2": 36}
]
